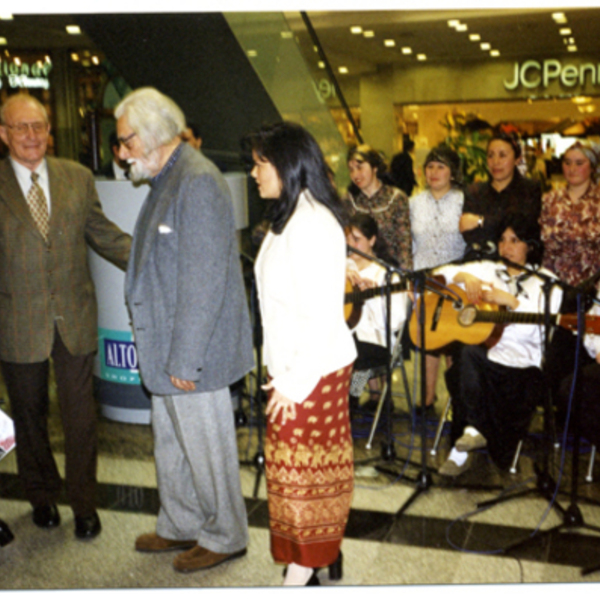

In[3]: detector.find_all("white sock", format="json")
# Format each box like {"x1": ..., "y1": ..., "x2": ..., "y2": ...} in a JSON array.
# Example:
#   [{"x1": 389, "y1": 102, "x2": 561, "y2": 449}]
[
  {"x1": 448, "y1": 447, "x2": 469, "y2": 466},
  {"x1": 464, "y1": 425, "x2": 482, "y2": 437},
  {"x1": 283, "y1": 563, "x2": 314, "y2": 586}
]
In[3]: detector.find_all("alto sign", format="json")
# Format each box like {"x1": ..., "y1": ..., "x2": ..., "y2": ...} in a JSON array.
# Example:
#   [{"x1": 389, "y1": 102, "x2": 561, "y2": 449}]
[{"x1": 504, "y1": 59, "x2": 600, "y2": 91}]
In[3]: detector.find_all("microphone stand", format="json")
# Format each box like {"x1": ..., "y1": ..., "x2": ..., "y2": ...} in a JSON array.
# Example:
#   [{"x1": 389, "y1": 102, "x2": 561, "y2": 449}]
[
  {"x1": 475, "y1": 258, "x2": 565, "y2": 515},
  {"x1": 469, "y1": 259, "x2": 600, "y2": 568},
  {"x1": 346, "y1": 245, "x2": 413, "y2": 467},
  {"x1": 348, "y1": 246, "x2": 465, "y2": 513},
  {"x1": 238, "y1": 253, "x2": 266, "y2": 498}
]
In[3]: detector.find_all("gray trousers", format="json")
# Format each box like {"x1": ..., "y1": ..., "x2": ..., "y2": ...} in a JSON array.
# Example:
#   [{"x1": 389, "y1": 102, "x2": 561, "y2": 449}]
[{"x1": 151, "y1": 387, "x2": 248, "y2": 554}]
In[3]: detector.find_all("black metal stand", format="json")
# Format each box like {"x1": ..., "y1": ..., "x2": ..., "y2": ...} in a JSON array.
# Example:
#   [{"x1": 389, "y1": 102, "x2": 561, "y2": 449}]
[
  {"x1": 238, "y1": 255, "x2": 266, "y2": 499},
  {"x1": 345, "y1": 245, "x2": 417, "y2": 478},
  {"x1": 476, "y1": 273, "x2": 566, "y2": 515},
  {"x1": 394, "y1": 270, "x2": 433, "y2": 516},
  {"x1": 477, "y1": 284, "x2": 600, "y2": 570}
]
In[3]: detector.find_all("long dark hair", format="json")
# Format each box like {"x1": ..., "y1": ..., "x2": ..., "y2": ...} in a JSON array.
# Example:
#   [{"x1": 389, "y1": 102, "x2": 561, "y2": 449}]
[
  {"x1": 242, "y1": 122, "x2": 345, "y2": 234},
  {"x1": 348, "y1": 214, "x2": 398, "y2": 267}
]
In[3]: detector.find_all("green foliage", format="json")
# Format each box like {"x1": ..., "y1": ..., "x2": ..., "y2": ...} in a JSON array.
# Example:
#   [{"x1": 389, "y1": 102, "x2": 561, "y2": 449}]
[{"x1": 441, "y1": 112, "x2": 491, "y2": 185}]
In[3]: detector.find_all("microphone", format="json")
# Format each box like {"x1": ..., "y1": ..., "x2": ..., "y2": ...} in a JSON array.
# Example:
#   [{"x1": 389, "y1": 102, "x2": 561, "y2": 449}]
[{"x1": 470, "y1": 240, "x2": 497, "y2": 255}]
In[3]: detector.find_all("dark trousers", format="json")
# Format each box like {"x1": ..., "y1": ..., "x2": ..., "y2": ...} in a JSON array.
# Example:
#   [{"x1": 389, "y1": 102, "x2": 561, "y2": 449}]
[
  {"x1": 1, "y1": 329, "x2": 97, "y2": 516},
  {"x1": 446, "y1": 344, "x2": 544, "y2": 469}
]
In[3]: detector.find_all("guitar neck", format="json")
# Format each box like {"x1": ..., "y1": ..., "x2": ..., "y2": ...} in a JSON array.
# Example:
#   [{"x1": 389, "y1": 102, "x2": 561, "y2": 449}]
[
  {"x1": 474, "y1": 311, "x2": 551, "y2": 326},
  {"x1": 345, "y1": 281, "x2": 407, "y2": 305}
]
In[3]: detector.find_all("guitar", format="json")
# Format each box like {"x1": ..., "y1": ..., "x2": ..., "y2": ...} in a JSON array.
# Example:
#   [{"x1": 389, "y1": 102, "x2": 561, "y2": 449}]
[
  {"x1": 409, "y1": 278, "x2": 600, "y2": 350},
  {"x1": 344, "y1": 277, "x2": 408, "y2": 329}
]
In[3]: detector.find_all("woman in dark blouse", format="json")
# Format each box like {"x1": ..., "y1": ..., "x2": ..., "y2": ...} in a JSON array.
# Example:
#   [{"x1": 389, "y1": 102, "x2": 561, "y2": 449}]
[{"x1": 460, "y1": 130, "x2": 541, "y2": 260}]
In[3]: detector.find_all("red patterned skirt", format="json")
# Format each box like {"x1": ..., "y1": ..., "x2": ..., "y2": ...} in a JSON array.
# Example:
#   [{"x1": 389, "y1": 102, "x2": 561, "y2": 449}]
[{"x1": 265, "y1": 364, "x2": 354, "y2": 568}]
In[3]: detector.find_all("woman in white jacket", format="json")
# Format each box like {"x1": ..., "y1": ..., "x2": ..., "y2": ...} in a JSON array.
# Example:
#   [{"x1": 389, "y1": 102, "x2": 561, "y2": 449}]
[{"x1": 247, "y1": 122, "x2": 357, "y2": 586}]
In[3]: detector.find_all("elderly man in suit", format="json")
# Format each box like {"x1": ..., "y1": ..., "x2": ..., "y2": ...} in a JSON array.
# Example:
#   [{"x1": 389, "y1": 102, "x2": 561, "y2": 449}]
[
  {"x1": 0, "y1": 93, "x2": 131, "y2": 539},
  {"x1": 115, "y1": 88, "x2": 253, "y2": 573}
]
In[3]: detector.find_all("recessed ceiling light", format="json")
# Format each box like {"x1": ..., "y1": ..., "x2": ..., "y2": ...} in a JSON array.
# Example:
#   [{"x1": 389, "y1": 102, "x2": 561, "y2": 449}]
[
  {"x1": 0, "y1": 13, "x2": 14, "y2": 20},
  {"x1": 350, "y1": 26, "x2": 363, "y2": 35},
  {"x1": 338, "y1": 66, "x2": 349, "y2": 74},
  {"x1": 247, "y1": 50, "x2": 257, "y2": 57},
  {"x1": 66, "y1": 25, "x2": 81, "y2": 35},
  {"x1": 91, "y1": 56, "x2": 100, "y2": 65},
  {"x1": 0, "y1": 37, "x2": 6, "y2": 45},
  {"x1": 572, "y1": 96, "x2": 591, "y2": 104},
  {"x1": 569, "y1": 37, "x2": 575, "y2": 44},
  {"x1": 480, "y1": 42, "x2": 491, "y2": 51},
  {"x1": 14, "y1": 57, "x2": 21, "y2": 66},
  {"x1": 71, "y1": 52, "x2": 79, "y2": 61},
  {"x1": 384, "y1": 39, "x2": 396, "y2": 47},
  {"x1": 447, "y1": 19, "x2": 460, "y2": 28},
  {"x1": 469, "y1": 34, "x2": 481, "y2": 42},
  {"x1": 552, "y1": 12, "x2": 567, "y2": 23},
  {"x1": 568, "y1": 45, "x2": 578, "y2": 52},
  {"x1": 560, "y1": 28, "x2": 572, "y2": 35},
  {"x1": 363, "y1": 30, "x2": 375, "y2": 38},
  {"x1": 318, "y1": 61, "x2": 325, "y2": 69},
  {"x1": 455, "y1": 24, "x2": 468, "y2": 32},
  {"x1": 280, "y1": 31, "x2": 293, "y2": 39},
  {"x1": 417, "y1": 54, "x2": 427, "y2": 61},
  {"x1": 402, "y1": 47, "x2": 412, "y2": 55},
  {"x1": 490, "y1": 50, "x2": 500, "y2": 57}
]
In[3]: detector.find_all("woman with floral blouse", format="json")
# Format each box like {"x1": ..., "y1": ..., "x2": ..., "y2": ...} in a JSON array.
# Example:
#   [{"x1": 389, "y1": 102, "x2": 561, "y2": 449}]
[
  {"x1": 343, "y1": 145, "x2": 412, "y2": 271},
  {"x1": 540, "y1": 140, "x2": 600, "y2": 396}
]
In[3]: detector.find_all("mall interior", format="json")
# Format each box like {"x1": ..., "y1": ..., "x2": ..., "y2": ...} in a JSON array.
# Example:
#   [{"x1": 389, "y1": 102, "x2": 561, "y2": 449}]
[{"x1": 1, "y1": 8, "x2": 600, "y2": 594}]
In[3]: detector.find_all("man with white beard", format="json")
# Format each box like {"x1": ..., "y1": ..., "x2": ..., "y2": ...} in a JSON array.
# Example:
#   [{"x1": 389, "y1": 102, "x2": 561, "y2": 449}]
[{"x1": 114, "y1": 87, "x2": 254, "y2": 573}]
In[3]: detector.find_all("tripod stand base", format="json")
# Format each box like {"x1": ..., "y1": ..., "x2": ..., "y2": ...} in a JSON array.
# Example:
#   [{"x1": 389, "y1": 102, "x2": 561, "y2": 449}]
[{"x1": 396, "y1": 471, "x2": 433, "y2": 517}]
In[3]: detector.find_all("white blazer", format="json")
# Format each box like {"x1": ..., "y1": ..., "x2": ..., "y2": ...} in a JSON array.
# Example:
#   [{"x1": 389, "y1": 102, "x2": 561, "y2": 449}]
[{"x1": 255, "y1": 190, "x2": 357, "y2": 403}]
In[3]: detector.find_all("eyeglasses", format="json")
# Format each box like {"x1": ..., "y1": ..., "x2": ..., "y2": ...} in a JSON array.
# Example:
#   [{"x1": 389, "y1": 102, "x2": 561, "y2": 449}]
[
  {"x1": 4, "y1": 121, "x2": 48, "y2": 136},
  {"x1": 118, "y1": 132, "x2": 137, "y2": 150}
]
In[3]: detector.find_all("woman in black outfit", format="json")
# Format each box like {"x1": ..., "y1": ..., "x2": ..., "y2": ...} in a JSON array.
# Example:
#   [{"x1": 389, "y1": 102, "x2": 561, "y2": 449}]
[{"x1": 460, "y1": 129, "x2": 541, "y2": 260}]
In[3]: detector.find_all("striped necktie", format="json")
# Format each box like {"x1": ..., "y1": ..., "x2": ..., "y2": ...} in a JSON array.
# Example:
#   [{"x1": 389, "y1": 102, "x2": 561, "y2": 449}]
[{"x1": 26, "y1": 172, "x2": 49, "y2": 240}]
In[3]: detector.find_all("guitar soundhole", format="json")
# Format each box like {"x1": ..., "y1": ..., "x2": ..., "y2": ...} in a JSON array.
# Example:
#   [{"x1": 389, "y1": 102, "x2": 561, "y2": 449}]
[{"x1": 458, "y1": 305, "x2": 477, "y2": 327}]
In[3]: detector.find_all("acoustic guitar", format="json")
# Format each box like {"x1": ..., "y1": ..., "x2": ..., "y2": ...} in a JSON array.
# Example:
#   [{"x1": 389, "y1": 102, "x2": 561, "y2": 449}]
[
  {"x1": 409, "y1": 278, "x2": 600, "y2": 350},
  {"x1": 344, "y1": 277, "x2": 408, "y2": 329}
]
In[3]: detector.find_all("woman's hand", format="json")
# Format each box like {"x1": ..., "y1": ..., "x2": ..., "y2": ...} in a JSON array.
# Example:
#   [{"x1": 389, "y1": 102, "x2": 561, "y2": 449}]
[
  {"x1": 263, "y1": 382, "x2": 297, "y2": 425},
  {"x1": 459, "y1": 213, "x2": 482, "y2": 233},
  {"x1": 481, "y1": 286, "x2": 519, "y2": 310},
  {"x1": 454, "y1": 272, "x2": 485, "y2": 304},
  {"x1": 350, "y1": 275, "x2": 377, "y2": 291}
]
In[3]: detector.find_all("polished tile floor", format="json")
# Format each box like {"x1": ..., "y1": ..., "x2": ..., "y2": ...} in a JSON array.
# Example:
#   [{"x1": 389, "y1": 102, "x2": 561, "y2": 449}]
[{"x1": 1, "y1": 357, "x2": 600, "y2": 595}]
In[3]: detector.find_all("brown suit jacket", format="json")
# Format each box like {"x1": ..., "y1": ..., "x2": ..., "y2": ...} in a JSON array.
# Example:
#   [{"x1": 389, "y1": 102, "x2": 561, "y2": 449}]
[{"x1": 0, "y1": 156, "x2": 132, "y2": 363}]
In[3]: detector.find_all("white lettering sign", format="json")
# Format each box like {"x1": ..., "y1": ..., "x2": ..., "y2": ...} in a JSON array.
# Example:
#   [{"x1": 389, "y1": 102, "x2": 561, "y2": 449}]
[
  {"x1": 505, "y1": 59, "x2": 600, "y2": 90},
  {"x1": 0, "y1": 58, "x2": 52, "y2": 90}
]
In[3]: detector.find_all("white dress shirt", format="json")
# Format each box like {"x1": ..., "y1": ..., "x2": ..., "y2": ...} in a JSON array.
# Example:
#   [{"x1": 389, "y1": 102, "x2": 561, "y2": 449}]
[
  {"x1": 10, "y1": 157, "x2": 51, "y2": 215},
  {"x1": 436, "y1": 260, "x2": 563, "y2": 369},
  {"x1": 255, "y1": 190, "x2": 357, "y2": 404},
  {"x1": 347, "y1": 258, "x2": 408, "y2": 347}
]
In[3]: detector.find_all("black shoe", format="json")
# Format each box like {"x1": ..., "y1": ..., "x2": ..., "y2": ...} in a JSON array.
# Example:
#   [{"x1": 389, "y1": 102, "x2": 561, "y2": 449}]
[
  {"x1": 75, "y1": 511, "x2": 101, "y2": 540},
  {"x1": 328, "y1": 551, "x2": 343, "y2": 581},
  {"x1": 306, "y1": 570, "x2": 320, "y2": 586},
  {"x1": 32, "y1": 505, "x2": 60, "y2": 529},
  {"x1": 0, "y1": 519, "x2": 14, "y2": 547}
]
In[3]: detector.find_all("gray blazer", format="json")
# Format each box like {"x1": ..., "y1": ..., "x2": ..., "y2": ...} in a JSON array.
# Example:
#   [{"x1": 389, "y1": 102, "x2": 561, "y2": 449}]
[{"x1": 125, "y1": 144, "x2": 254, "y2": 395}]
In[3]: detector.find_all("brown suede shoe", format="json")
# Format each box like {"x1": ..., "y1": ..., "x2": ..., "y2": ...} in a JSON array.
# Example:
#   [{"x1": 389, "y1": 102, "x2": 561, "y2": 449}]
[
  {"x1": 173, "y1": 545, "x2": 247, "y2": 573},
  {"x1": 135, "y1": 532, "x2": 197, "y2": 553}
]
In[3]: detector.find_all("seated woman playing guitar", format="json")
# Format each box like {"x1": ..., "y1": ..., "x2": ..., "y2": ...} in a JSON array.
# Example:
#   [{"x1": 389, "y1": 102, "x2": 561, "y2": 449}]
[
  {"x1": 346, "y1": 214, "x2": 409, "y2": 411},
  {"x1": 437, "y1": 214, "x2": 562, "y2": 476}
]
